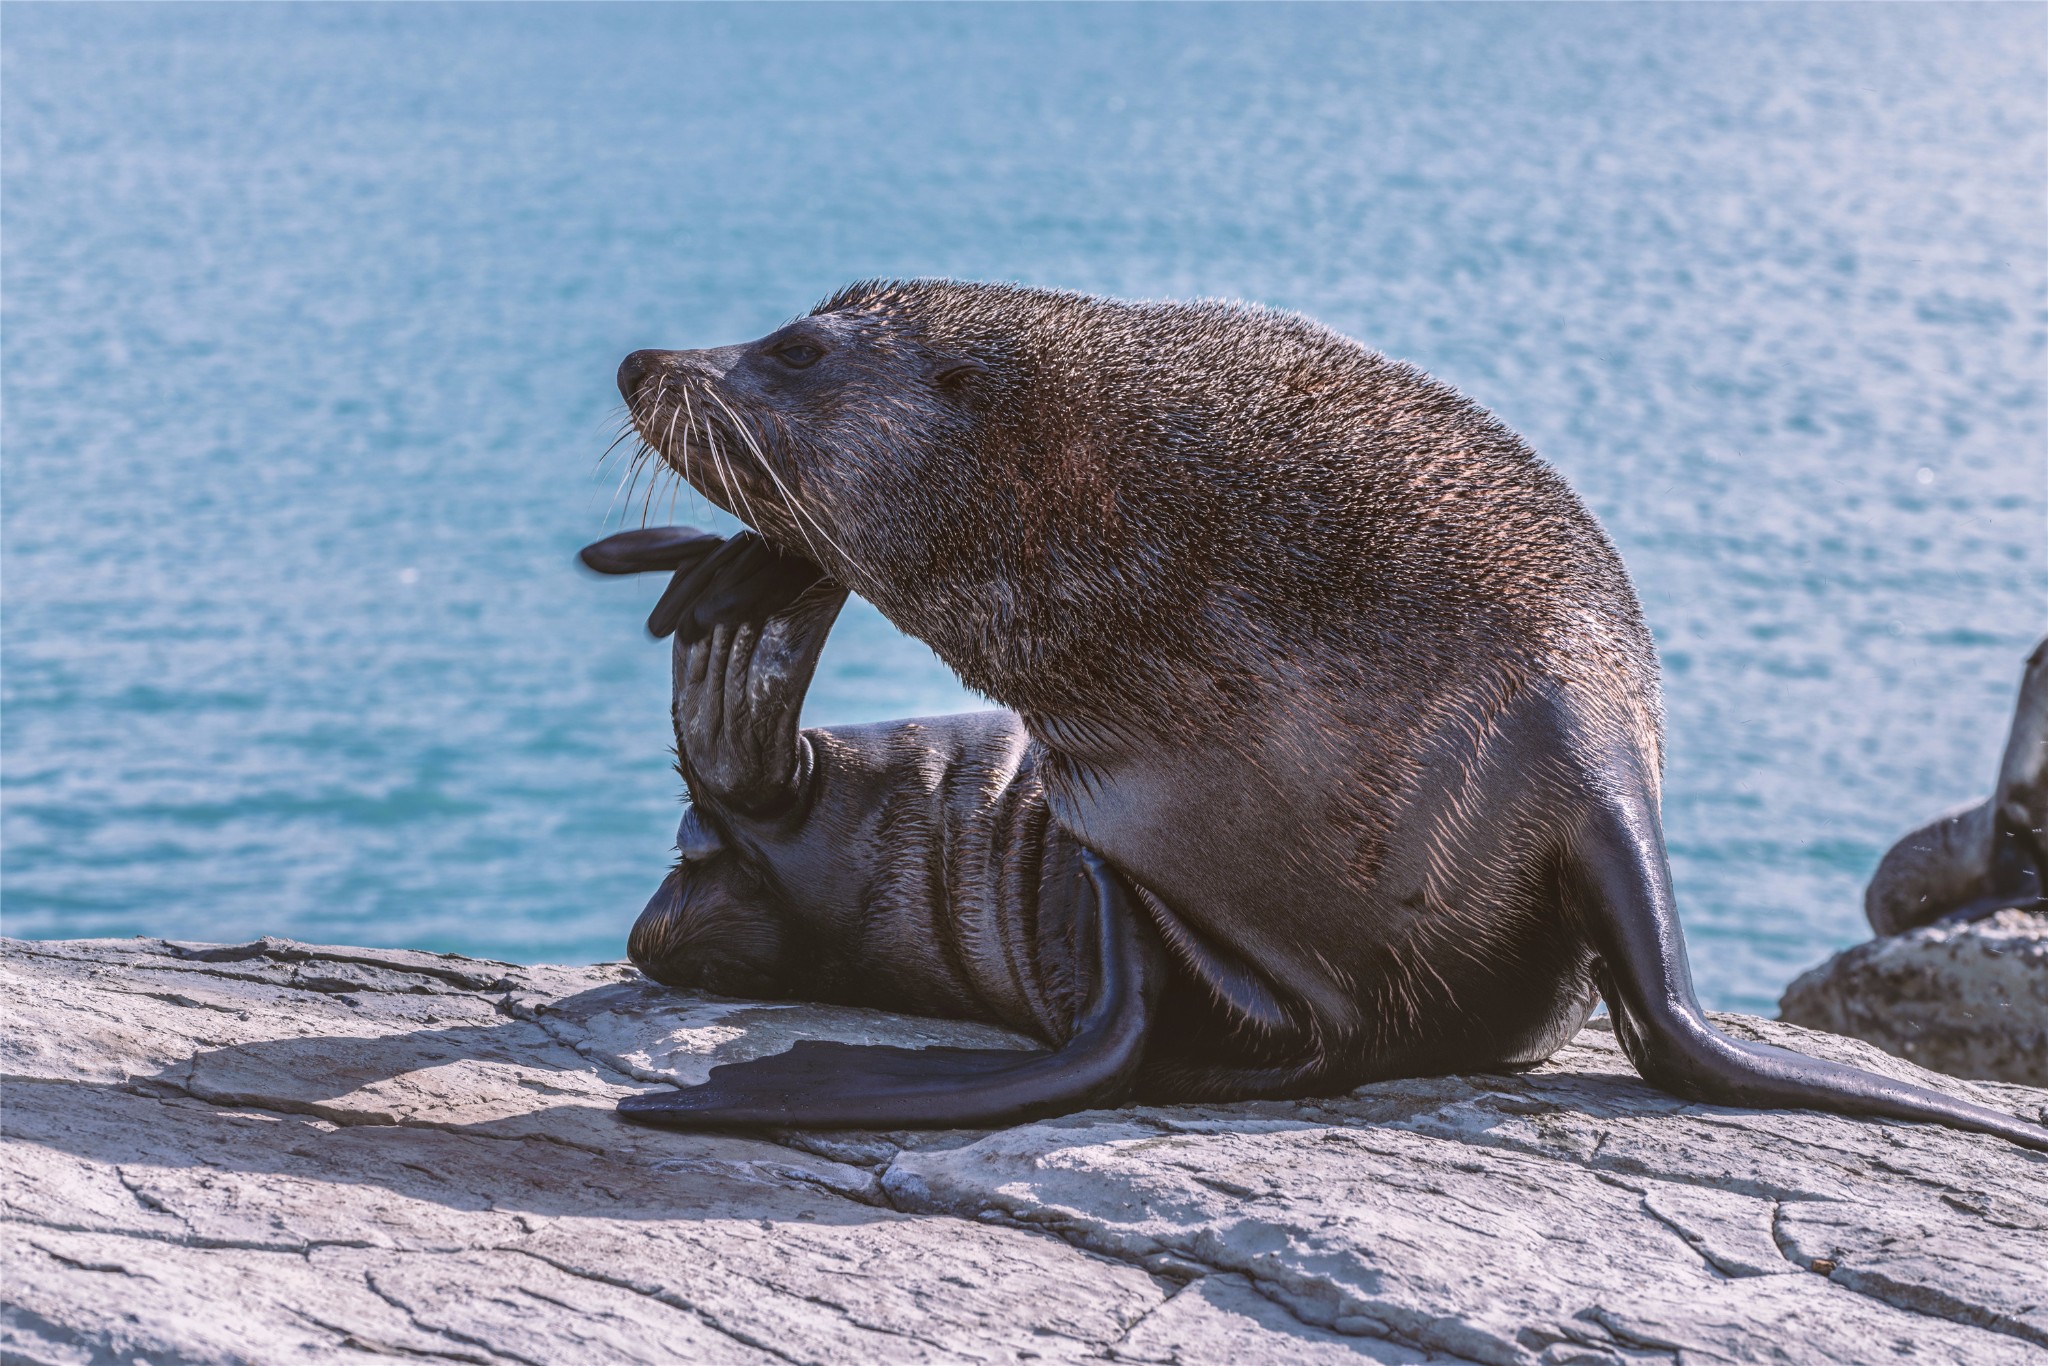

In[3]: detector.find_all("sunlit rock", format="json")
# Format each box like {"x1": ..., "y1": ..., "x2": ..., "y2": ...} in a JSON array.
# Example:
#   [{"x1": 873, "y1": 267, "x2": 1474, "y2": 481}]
[{"x1": 6, "y1": 936, "x2": 2045, "y2": 1365}]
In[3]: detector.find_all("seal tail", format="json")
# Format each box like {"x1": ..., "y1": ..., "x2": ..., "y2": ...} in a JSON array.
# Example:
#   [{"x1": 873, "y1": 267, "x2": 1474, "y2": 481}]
[
  {"x1": 617, "y1": 850, "x2": 1159, "y2": 1130},
  {"x1": 1571, "y1": 787, "x2": 2048, "y2": 1152}
]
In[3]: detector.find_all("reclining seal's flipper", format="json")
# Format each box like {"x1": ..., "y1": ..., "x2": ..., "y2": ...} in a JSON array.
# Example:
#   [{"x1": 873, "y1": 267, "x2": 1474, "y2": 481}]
[
  {"x1": 668, "y1": 536, "x2": 846, "y2": 816},
  {"x1": 1573, "y1": 770, "x2": 2048, "y2": 1152},
  {"x1": 579, "y1": 525, "x2": 725, "y2": 577},
  {"x1": 617, "y1": 850, "x2": 1162, "y2": 1129},
  {"x1": 582, "y1": 526, "x2": 845, "y2": 814},
  {"x1": 651, "y1": 532, "x2": 830, "y2": 645},
  {"x1": 580, "y1": 526, "x2": 829, "y2": 642}
]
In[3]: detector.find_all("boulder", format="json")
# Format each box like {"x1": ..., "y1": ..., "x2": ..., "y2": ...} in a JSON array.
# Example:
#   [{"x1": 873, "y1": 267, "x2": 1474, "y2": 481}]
[
  {"x1": 1779, "y1": 909, "x2": 2048, "y2": 1088},
  {"x1": 5, "y1": 936, "x2": 2046, "y2": 1365}
]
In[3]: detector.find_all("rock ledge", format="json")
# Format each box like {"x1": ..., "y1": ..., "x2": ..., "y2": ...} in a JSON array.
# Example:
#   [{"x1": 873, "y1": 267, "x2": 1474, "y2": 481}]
[{"x1": 5, "y1": 936, "x2": 2046, "y2": 1365}]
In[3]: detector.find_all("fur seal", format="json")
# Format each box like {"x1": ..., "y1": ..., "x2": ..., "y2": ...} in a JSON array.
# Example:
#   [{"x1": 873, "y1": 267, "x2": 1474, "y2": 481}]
[
  {"x1": 1864, "y1": 636, "x2": 2048, "y2": 936},
  {"x1": 585, "y1": 280, "x2": 2048, "y2": 1149},
  {"x1": 582, "y1": 526, "x2": 1157, "y2": 1125}
]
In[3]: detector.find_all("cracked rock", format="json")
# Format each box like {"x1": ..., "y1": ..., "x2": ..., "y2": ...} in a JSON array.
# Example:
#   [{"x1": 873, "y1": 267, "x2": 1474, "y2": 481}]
[{"x1": 4, "y1": 936, "x2": 2045, "y2": 1365}]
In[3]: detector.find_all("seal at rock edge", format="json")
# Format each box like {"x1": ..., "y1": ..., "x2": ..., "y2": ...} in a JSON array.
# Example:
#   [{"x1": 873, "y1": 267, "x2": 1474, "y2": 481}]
[
  {"x1": 1862, "y1": 635, "x2": 2047, "y2": 937},
  {"x1": 582, "y1": 279, "x2": 2048, "y2": 1149}
]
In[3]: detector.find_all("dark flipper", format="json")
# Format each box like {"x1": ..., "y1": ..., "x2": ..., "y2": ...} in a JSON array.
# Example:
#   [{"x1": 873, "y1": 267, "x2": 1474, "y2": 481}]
[
  {"x1": 668, "y1": 551, "x2": 846, "y2": 817},
  {"x1": 580, "y1": 526, "x2": 827, "y2": 641},
  {"x1": 579, "y1": 525, "x2": 724, "y2": 576},
  {"x1": 1935, "y1": 885, "x2": 2047, "y2": 928},
  {"x1": 1573, "y1": 775, "x2": 2048, "y2": 1152},
  {"x1": 649, "y1": 532, "x2": 827, "y2": 643},
  {"x1": 581, "y1": 525, "x2": 844, "y2": 815},
  {"x1": 617, "y1": 849, "x2": 1162, "y2": 1129},
  {"x1": 1866, "y1": 636, "x2": 2048, "y2": 935}
]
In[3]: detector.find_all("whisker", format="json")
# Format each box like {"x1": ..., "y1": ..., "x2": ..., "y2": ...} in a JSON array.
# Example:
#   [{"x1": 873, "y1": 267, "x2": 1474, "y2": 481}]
[
  {"x1": 661, "y1": 403, "x2": 690, "y2": 525},
  {"x1": 707, "y1": 389, "x2": 866, "y2": 582},
  {"x1": 660, "y1": 395, "x2": 684, "y2": 515},
  {"x1": 594, "y1": 425, "x2": 639, "y2": 475},
  {"x1": 678, "y1": 385, "x2": 702, "y2": 501},
  {"x1": 610, "y1": 445, "x2": 653, "y2": 529},
  {"x1": 704, "y1": 390, "x2": 828, "y2": 567},
  {"x1": 711, "y1": 420, "x2": 767, "y2": 536},
  {"x1": 683, "y1": 385, "x2": 760, "y2": 534},
  {"x1": 672, "y1": 383, "x2": 715, "y2": 528},
  {"x1": 639, "y1": 437, "x2": 670, "y2": 528},
  {"x1": 600, "y1": 449, "x2": 636, "y2": 526},
  {"x1": 607, "y1": 378, "x2": 673, "y2": 526}
]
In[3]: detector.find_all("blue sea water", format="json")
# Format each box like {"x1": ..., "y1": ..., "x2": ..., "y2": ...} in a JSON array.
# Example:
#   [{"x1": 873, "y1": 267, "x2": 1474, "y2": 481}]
[{"x1": 2, "y1": 3, "x2": 2042, "y2": 1015}]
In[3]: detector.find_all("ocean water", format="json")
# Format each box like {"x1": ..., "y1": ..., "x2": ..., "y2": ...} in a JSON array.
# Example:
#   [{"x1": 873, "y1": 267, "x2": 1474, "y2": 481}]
[{"x1": 3, "y1": 4, "x2": 2042, "y2": 1015}]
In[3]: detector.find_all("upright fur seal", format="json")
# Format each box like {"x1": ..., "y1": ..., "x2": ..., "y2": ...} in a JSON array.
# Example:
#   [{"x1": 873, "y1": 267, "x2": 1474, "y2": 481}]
[
  {"x1": 586, "y1": 280, "x2": 2048, "y2": 1149},
  {"x1": 1863, "y1": 636, "x2": 2047, "y2": 936}
]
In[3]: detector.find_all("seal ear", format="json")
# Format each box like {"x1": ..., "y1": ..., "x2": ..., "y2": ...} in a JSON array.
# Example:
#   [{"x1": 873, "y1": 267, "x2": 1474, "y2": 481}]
[{"x1": 930, "y1": 356, "x2": 987, "y2": 391}]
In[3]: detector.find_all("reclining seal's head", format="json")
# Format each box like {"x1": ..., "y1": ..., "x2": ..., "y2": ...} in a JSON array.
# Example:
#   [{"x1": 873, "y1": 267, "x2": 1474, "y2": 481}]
[
  {"x1": 627, "y1": 808, "x2": 795, "y2": 997},
  {"x1": 620, "y1": 279, "x2": 1658, "y2": 743}
]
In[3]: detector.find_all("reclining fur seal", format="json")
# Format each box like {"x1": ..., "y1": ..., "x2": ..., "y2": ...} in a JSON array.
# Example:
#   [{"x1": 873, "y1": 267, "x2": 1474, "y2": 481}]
[
  {"x1": 584, "y1": 526, "x2": 1158, "y2": 1125},
  {"x1": 583, "y1": 280, "x2": 2048, "y2": 1149}
]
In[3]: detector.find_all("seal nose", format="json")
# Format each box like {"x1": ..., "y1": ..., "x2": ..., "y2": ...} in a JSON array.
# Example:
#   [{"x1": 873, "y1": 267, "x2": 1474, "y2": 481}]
[{"x1": 618, "y1": 350, "x2": 662, "y2": 404}]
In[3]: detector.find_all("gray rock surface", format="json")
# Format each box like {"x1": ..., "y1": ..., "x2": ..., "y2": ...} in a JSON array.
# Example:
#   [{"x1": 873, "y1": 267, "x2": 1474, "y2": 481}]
[
  {"x1": 5, "y1": 936, "x2": 2046, "y2": 1365},
  {"x1": 1780, "y1": 909, "x2": 2048, "y2": 1088}
]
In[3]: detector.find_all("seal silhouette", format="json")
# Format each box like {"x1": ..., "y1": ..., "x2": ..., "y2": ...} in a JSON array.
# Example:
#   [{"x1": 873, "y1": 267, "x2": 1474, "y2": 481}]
[{"x1": 583, "y1": 280, "x2": 2048, "y2": 1148}]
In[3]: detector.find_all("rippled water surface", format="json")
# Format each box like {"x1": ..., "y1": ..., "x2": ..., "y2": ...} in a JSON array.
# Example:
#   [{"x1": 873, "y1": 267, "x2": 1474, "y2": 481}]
[{"x1": 4, "y1": 4, "x2": 2043, "y2": 1013}]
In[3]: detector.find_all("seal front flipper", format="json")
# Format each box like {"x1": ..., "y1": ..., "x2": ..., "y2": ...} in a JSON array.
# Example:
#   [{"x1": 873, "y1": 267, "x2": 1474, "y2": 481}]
[
  {"x1": 1572, "y1": 758, "x2": 2048, "y2": 1152},
  {"x1": 617, "y1": 850, "x2": 1163, "y2": 1130}
]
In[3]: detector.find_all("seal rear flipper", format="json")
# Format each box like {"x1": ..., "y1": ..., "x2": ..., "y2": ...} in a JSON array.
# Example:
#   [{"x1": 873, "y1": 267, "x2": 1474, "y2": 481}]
[
  {"x1": 577, "y1": 524, "x2": 831, "y2": 641},
  {"x1": 616, "y1": 850, "x2": 1162, "y2": 1130},
  {"x1": 1572, "y1": 783, "x2": 2048, "y2": 1152},
  {"x1": 655, "y1": 532, "x2": 828, "y2": 645},
  {"x1": 617, "y1": 1041, "x2": 1076, "y2": 1129}
]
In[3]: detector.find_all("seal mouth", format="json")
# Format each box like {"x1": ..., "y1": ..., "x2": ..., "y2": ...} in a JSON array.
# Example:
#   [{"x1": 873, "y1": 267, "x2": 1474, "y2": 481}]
[
  {"x1": 613, "y1": 356, "x2": 862, "y2": 584},
  {"x1": 615, "y1": 360, "x2": 778, "y2": 536}
]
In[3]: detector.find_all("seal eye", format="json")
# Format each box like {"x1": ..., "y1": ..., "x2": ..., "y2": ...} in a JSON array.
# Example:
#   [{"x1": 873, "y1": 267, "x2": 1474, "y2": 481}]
[{"x1": 771, "y1": 340, "x2": 823, "y2": 370}]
